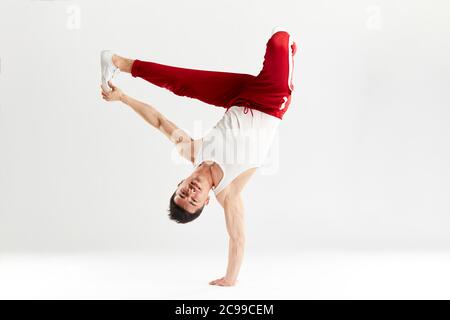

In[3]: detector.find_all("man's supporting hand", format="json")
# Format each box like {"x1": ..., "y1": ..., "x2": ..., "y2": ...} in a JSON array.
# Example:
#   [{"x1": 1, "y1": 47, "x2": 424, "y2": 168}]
[
  {"x1": 208, "y1": 194, "x2": 246, "y2": 287},
  {"x1": 209, "y1": 277, "x2": 236, "y2": 287}
]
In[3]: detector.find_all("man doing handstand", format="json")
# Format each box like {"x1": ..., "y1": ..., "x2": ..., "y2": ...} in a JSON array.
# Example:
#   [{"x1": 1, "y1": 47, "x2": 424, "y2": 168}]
[{"x1": 100, "y1": 27, "x2": 297, "y2": 286}]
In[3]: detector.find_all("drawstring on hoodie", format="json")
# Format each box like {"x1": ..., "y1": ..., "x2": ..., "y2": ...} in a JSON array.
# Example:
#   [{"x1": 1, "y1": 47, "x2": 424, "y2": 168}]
[
  {"x1": 225, "y1": 101, "x2": 254, "y2": 117},
  {"x1": 243, "y1": 106, "x2": 254, "y2": 117}
]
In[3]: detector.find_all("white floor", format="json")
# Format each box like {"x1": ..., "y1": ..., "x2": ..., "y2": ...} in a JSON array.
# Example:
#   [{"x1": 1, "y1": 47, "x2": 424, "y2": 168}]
[{"x1": 1, "y1": 251, "x2": 449, "y2": 299}]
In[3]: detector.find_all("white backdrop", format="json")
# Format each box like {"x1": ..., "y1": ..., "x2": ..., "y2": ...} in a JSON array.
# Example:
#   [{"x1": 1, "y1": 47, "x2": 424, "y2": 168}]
[{"x1": 1, "y1": 0, "x2": 449, "y2": 255}]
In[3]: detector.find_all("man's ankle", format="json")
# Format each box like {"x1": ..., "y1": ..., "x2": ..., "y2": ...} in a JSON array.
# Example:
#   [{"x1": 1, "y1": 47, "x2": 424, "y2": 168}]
[
  {"x1": 112, "y1": 54, "x2": 120, "y2": 69},
  {"x1": 112, "y1": 55, "x2": 133, "y2": 73}
]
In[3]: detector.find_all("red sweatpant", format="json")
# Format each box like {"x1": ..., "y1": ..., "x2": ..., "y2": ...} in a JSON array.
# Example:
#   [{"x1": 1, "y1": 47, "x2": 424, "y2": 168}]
[{"x1": 130, "y1": 31, "x2": 297, "y2": 120}]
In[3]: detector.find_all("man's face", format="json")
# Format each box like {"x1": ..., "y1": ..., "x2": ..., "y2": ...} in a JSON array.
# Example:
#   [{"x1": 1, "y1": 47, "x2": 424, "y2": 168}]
[{"x1": 173, "y1": 177, "x2": 210, "y2": 214}]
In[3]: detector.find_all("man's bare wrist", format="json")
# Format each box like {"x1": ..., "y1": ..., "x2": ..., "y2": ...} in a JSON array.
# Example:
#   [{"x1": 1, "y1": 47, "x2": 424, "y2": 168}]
[{"x1": 120, "y1": 93, "x2": 127, "y2": 103}]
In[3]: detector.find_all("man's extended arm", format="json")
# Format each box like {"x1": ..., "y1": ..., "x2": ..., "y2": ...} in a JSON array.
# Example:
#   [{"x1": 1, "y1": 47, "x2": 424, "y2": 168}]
[
  {"x1": 102, "y1": 82, "x2": 196, "y2": 163},
  {"x1": 210, "y1": 168, "x2": 256, "y2": 287},
  {"x1": 224, "y1": 194, "x2": 246, "y2": 283},
  {"x1": 210, "y1": 193, "x2": 246, "y2": 286}
]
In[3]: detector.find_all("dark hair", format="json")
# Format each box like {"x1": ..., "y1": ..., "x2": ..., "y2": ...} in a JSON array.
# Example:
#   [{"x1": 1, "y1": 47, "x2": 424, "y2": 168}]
[{"x1": 167, "y1": 191, "x2": 204, "y2": 224}]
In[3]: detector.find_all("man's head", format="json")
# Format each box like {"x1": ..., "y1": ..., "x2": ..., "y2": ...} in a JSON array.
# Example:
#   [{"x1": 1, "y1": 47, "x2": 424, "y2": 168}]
[{"x1": 167, "y1": 173, "x2": 212, "y2": 224}]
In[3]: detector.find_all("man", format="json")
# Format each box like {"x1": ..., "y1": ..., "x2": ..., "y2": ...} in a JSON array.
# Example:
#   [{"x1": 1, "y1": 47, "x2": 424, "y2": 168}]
[{"x1": 100, "y1": 27, "x2": 297, "y2": 286}]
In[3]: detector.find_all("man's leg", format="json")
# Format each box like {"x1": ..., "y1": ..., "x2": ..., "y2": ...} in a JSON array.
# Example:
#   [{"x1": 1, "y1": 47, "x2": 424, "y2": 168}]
[
  {"x1": 228, "y1": 30, "x2": 297, "y2": 119},
  {"x1": 113, "y1": 55, "x2": 255, "y2": 109}
]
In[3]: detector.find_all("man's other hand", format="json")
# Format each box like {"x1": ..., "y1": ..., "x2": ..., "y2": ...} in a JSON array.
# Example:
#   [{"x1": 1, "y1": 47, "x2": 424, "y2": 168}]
[{"x1": 101, "y1": 81, "x2": 123, "y2": 102}]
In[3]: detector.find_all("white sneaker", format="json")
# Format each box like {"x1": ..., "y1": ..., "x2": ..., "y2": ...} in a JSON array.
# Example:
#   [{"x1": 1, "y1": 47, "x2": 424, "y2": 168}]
[{"x1": 101, "y1": 50, "x2": 119, "y2": 92}]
